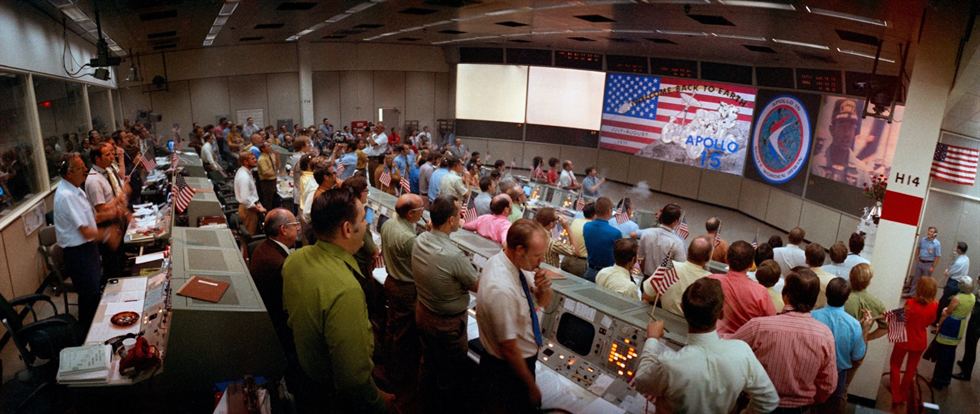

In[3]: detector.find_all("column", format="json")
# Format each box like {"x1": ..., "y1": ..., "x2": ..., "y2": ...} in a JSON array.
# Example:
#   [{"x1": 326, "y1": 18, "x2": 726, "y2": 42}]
[
  {"x1": 849, "y1": 3, "x2": 971, "y2": 404},
  {"x1": 297, "y1": 42, "x2": 314, "y2": 127}
]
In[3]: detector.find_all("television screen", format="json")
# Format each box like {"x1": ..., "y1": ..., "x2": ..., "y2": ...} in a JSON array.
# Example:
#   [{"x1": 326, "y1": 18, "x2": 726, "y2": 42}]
[{"x1": 556, "y1": 312, "x2": 595, "y2": 356}]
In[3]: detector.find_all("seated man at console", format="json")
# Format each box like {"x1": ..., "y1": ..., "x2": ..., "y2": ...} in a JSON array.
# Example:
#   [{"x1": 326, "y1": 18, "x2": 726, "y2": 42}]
[
  {"x1": 282, "y1": 188, "x2": 394, "y2": 413},
  {"x1": 633, "y1": 278, "x2": 779, "y2": 413},
  {"x1": 462, "y1": 193, "x2": 513, "y2": 245},
  {"x1": 596, "y1": 238, "x2": 640, "y2": 300}
]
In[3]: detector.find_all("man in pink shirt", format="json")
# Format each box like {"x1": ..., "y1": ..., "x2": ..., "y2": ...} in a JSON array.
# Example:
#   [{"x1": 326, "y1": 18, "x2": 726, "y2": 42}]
[
  {"x1": 733, "y1": 267, "x2": 838, "y2": 412},
  {"x1": 462, "y1": 194, "x2": 513, "y2": 245},
  {"x1": 710, "y1": 241, "x2": 777, "y2": 334}
]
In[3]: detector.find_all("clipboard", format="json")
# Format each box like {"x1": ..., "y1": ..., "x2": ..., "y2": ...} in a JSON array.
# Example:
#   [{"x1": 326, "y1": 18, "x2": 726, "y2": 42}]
[{"x1": 176, "y1": 276, "x2": 230, "y2": 303}]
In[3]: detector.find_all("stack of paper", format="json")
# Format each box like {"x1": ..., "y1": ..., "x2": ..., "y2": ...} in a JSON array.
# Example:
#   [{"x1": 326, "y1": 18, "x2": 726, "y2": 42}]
[{"x1": 57, "y1": 344, "x2": 112, "y2": 384}]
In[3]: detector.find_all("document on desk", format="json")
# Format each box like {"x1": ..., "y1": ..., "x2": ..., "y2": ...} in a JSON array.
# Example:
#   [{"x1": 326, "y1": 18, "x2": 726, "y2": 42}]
[
  {"x1": 104, "y1": 277, "x2": 148, "y2": 294},
  {"x1": 135, "y1": 252, "x2": 166, "y2": 265},
  {"x1": 86, "y1": 301, "x2": 144, "y2": 344}
]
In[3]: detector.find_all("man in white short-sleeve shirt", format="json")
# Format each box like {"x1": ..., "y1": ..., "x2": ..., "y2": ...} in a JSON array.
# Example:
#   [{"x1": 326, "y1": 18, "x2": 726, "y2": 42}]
[{"x1": 476, "y1": 219, "x2": 555, "y2": 414}]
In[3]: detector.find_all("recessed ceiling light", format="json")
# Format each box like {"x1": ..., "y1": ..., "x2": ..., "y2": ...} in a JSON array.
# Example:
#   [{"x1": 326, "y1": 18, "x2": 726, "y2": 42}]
[
  {"x1": 203, "y1": 39, "x2": 214, "y2": 46},
  {"x1": 656, "y1": 30, "x2": 708, "y2": 36},
  {"x1": 717, "y1": 0, "x2": 795, "y2": 11},
  {"x1": 806, "y1": 6, "x2": 888, "y2": 27},
  {"x1": 399, "y1": 26, "x2": 424, "y2": 32},
  {"x1": 213, "y1": 16, "x2": 228, "y2": 26},
  {"x1": 346, "y1": 2, "x2": 377, "y2": 13},
  {"x1": 325, "y1": 13, "x2": 350, "y2": 23},
  {"x1": 772, "y1": 38, "x2": 829, "y2": 50},
  {"x1": 423, "y1": 20, "x2": 452, "y2": 27},
  {"x1": 486, "y1": 9, "x2": 523, "y2": 17},
  {"x1": 837, "y1": 48, "x2": 894, "y2": 63},
  {"x1": 218, "y1": 2, "x2": 239, "y2": 16},
  {"x1": 712, "y1": 33, "x2": 767, "y2": 42}
]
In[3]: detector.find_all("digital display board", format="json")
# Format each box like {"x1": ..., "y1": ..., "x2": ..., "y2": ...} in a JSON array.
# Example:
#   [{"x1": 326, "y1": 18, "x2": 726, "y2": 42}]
[
  {"x1": 649, "y1": 57, "x2": 697, "y2": 78},
  {"x1": 756, "y1": 67, "x2": 795, "y2": 89},
  {"x1": 507, "y1": 48, "x2": 552, "y2": 66},
  {"x1": 796, "y1": 68, "x2": 843, "y2": 94},
  {"x1": 700, "y1": 61, "x2": 754, "y2": 86},
  {"x1": 555, "y1": 50, "x2": 603, "y2": 70},
  {"x1": 607, "y1": 55, "x2": 648, "y2": 74}
]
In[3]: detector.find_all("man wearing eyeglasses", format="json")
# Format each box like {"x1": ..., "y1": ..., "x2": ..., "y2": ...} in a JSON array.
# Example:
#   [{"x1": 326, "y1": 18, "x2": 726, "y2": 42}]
[
  {"x1": 54, "y1": 153, "x2": 123, "y2": 328},
  {"x1": 379, "y1": 193, "x2": 426, "y2": 390},
  {"x1": 249, "y1": 208, "x2": 300, "y2": 351}
]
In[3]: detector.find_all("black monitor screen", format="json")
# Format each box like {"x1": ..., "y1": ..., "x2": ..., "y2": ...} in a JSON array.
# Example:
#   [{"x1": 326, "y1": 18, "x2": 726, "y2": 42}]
[{"x1": 556, "y1": 312, "x2": 595, "y2": 356}]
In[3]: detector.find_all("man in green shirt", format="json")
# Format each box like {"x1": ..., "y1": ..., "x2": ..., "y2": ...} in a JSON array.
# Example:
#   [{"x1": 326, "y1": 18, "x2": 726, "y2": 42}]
[
  {"x1": 506, "y1": 185, "x2": 527, "y2": 223},
  {"x1": 282, "y1": 188, "x2": 394, "y2": 413},
  {"x1": 413, "y1": 195, "x2": 480, "y2": 409},
  {"x1": 380, "y1": 193, "x2": 426, "y2": 388}
]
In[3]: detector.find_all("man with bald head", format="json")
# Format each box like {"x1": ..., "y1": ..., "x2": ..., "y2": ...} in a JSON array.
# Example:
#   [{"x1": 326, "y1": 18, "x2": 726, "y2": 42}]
[
  {"x1": 247, "y1": 133, "x2": 263, "y2": 160},
  {"x1": 506, "y1": 185, "x2": 527, "y2": 223},
  {"x1": 380, "y1": 193, "x2": 426, "y2": 388},
  {"x1": 699, "y1": 217, "x2": 728, "y2": 264},
  {"x1": 462, "y1": 193, "x2": 513, "y2": 245},
  {"x1": 651, "y1": 234, "x2": 713, "y2": 315},
  {"x1": 249, "y1": 208, "x2": 300, "y2": 354}
]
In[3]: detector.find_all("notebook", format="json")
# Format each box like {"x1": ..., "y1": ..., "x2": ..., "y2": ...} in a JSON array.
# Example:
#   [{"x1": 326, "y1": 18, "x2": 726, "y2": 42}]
[{"x1": 176, "y1": 276, "x2": 230, "y2": 303}]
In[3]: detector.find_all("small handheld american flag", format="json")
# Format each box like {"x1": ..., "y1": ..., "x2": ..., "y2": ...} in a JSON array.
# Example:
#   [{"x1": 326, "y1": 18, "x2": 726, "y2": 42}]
[
  {"x1": 883, "y1": 307, "x2": 907, "y2": 343},
  {"x1": 575, "y1": 197, "x2": 586, "y2": 211},
  {"x1": 373, "y1": 251, "x2": 385, "y2": 269},
  {"x1": 674, "y1": 217, "x2": 689, "y2": 239},
  {"x1": 464, "y1": 204, "x2": 478, "y2": 223},
  {"x1": 751, "y1": 234, "x2": 758, "y2": 249},
  {"x1": 616, "y1": 209, "x2": 630, "y2": 224},
  {"x1": 646, "y1": 253, "x2": 678, "y2": 296},
  {"x1": 379, "y1": 168, "x2": 391, "y2": 187},
  {"x1": 336, "y1": 161, "x2": 345, "y2": 175},
  {"x1": 174, "y1": 175, "x2": 196, "y2": 213},
  {"x1": 712, "y1": 232, "x2": 722, "y2": 247},
  {"x1": 400, "y1": 177, "x2": 411, "y2": 194},
  {"x1": 139, "y1": 150, "x2": 157, "y2": 173}
]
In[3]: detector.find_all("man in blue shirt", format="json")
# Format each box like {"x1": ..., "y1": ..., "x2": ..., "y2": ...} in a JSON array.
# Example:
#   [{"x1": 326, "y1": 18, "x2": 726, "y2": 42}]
[
  {"x1": 908, "y1": 226, "x2": 941, "y2": 297},
  {"x1": 811, "y1": 278, "x2": 873, "y2": 412},
  {"x1": 392, "y1": 144, "x2": 412, "y2": 178},
  {"x1": 937, "y1": 242, "x2": 970, "y2": 323},
  {"x1": 428, "y1": 156, "x2": 452, "y2": 202},
  {"x1": 336, "y1": 140, "x2": 358, "y2": 180},
  {"x1": 609, "y1": 197, "x2": 644, "y2": 239},
  {"x1": 583, "y1": 197, "x2": 623, "y2": 283}
]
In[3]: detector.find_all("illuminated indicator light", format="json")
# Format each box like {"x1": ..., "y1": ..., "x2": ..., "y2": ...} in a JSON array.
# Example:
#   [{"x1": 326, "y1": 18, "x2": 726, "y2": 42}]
[
  {"x1": 559, "y1": 355, "x2": 564, "y2": 359},
  {"x1": 543, "y1": 357, "x2": 548, "y2": 361},
  {"x1": 627, "y1": 371, "x2": 633, "y2": 376},
  {"x1": 588, "y1": 368, "x2": 594, "y2": 372},
  {"x1": 548, "y1": 343, "x2": 554, "y2": 348},
  {"x1": 618, "y1": 370, "x2": 624, "y2": 375},
  {"x1": 624, "y1": 339, "x2": 630, "y2": 343}
]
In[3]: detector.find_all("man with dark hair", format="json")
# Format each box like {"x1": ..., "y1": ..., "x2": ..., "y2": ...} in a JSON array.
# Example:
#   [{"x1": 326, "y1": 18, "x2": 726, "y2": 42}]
[
  {"x1": 823, "y1": 241, "x2": 850, "y2": 279},
  {"x1": 596, "y1": 238, "x2": 639, "y2": 300},
  {"x1": 806, "y1": 243, "x2": 835, "y2": 309},
  {"x1": 413, "y1": 196, "x2": 480, "y2": 408},
  {"x1": 700, "y1": 217, "x2": 728, "y2": 264},
  {"x1": 419, "y1": 152, "x2": 440, "y2": 208},
  {"x1": 282, "y1": 188, "x2": 393, "y2": 413},
  {"x1": 583, "y1": 197, "x2": 622, "y2": 283},
  {"x1": 634, "y1": 279, "x2": 778, "y2": 414},
  {"x1": 473, "y1": 176, "x2": 495, "y2": 216},
  {"x1": 638, "y1": 203, "x2": 686, "y2": 281},
  {"x1": 773, "y1": 227, "x2": 807, "y2": 277},
  {"x1": 908, "y1": 226, "x2": 940, "y2": 297},
  {"x1": 561, "y1": 202, "x2": 594, "y2": 277},
  {"x1": 428, "y1": 155, "x2": 452, "y2": 202},
  {"x1": 85, "y1": 141, "x2": 129, "y2": 279},
  {"x1": 249, "y1": 208, "x2": 300, "y2": 365},
  {"x1": 937, "y1": 241, "x2": 970, "y2": 325},
  {"x1": 581, "y1": 166, "x2": 605, "y2": 197},
  {"x1": 733, "y1": 267, "x2": 838, "y2": 412},
  {"x1": 477, "y1": 219, "x2": 555, "y2": 413},
  {"x1": 558, "y1": 160, "x2": 581, "y2": 191},
  {"x1": 462, "y1": 194, "x2": 513, "y2": 244},
  {"x1": 812, "y1": 278, "x2": 873, "y2": 412},
  {"x1": 843, "y1": 232, "x2": 870, "y2": 274},
  {"x1": 380, "y1": 193, "x2": 426, "y2": 388},
  {"x1": 754, "y1": 260, "x2": 784, "y2": 312},
  {"x1": 709, "y1": 241, "x2": 776, "y2": 334},
  {"x1": 654, "y1": 235, "x2": 713, "y2": 314}
]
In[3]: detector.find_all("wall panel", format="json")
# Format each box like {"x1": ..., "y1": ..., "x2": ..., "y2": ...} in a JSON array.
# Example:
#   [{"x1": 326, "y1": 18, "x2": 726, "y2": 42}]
[
  {"x1": 738, "y1": 179, "x2": 771, "y2": 220},
  {"x1": 189, "y1": 78, "x2": 231, "y2": 126},
  {"x1": 837, "y1": 215, "x2": 861, "y2": 246},
  {"x1": 373, "y1": 71, "x2": 406, "y2": 129},
  {"x1": 434, "y1": 72, "x2": 452, "y2": 124},
  {"x1": 267, "y1": 73, "x2": 301, "y2": 128},
  {"x1": 597, "y1": 150, "x2": 631, "y2": 184},
  {"x1": 765, "y1": 189, "x2": 803, "y2": 232},
  {"x1": 559, "y1": 147, "x2": 598, "y2": 177},
  {"x1": 148, "y1": 80, "x2": 192, "y2": 132},
  {"x1": 228, "y1": 74, "x2": 269, "y2": 125},
  {"x1": 312, "y1": 71, "x2": 341, "y2": 128},
  {"x1": 521, "y1": 143, "x2": 560, "y2": 169},
  {"x1": 405, "y1": 72, "x2": 436, "y2": 133},
  {"x1": 0, "y1": 226, "x2": 11, "y2": 301},
  {"x1": 340, "y1": 71, "x2": 375, "y2": 125},
  {"x1": 661, "y1": 163, "x2": 701, "y2": 200},
  {"x1": 697, "y1": 170, "x2": 741, "y2": 209},
  {"x1": 627, "y1": 156, "x2": 664, "y2": 189},
  {"x1": 117, "y1": 85, "x2": 151, "y2": 126},
  {"x1": 4, "y1": 215, "x2": 41, "y2": 297},
  {"x1": 484, "y1": 140, "x2": 524, "y2": 170},
  {"x1": 799, "y1": 201, "x2": 843, "y2": 247}
]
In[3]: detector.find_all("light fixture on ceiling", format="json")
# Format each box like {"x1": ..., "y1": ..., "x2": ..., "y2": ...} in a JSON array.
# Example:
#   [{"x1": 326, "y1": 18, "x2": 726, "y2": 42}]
[
  {"x1": 346, "y1": 2, "x2": 377, "y2": 14},
  {"x1": 806, "y1": 6, "x2": 888, "y2": 27},
  {"x1": 203, "y1": 0, "x2": 240, "y2": 46},
  {"x1": 125, "y1": 50, "x2": 141, "y2": 82},
  {"x1": 288, "y1": 0, "x2": 383, "y2": 41},
  {"x1": 325, "y1": 13, "x2": 350, "y2": 23},
  {"x1": 837, "y1": 48, "x2": 895, "y2": 63},
  {"x1": 711, "y1": 33, "x2": 767, "y2": 41},
  {"x1": 47, "y1": 0, "x2": 124, "y2": 56},
  {"x1": 485, "y1": 8, "x2": 523, "y2": 16},
  {"x1": 656, "y1": 30, "x2": 709, "y2": 36},
  {"x1": 771, "y1": 38, "x2": 829, "y2": 50},
  {"x1": 717, "y1": 0, "x2": 796, "y2": 11}
]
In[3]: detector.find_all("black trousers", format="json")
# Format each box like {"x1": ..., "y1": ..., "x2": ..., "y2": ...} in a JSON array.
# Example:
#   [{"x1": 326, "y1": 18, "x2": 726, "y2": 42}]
[
  {"x1": 960, "y1": 303, "x2": 980, "y2": 374},
  {"x1": 480, "y1": 353, "x2": 538, "y2": 414},
  {"x1": 64, "y1": 242, "x2": 101, "y2": 327}
]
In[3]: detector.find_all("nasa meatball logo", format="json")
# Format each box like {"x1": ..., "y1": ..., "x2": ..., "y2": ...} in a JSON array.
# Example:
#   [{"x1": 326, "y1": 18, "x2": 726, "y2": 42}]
[{"x1": 752, "y1": 95, "x2": 811, "y2": 184}]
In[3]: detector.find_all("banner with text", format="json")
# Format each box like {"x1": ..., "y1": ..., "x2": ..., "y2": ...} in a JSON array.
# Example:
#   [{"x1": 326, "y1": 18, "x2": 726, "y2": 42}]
[{"x1": 599, "y1": 74, "x2": 757, "y2": 175}]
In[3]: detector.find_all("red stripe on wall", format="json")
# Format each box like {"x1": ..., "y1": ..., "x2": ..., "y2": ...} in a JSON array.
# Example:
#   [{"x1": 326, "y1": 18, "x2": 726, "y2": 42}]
[{"x1": 880, "y1": 190, "x2": 924, "y2": 227}]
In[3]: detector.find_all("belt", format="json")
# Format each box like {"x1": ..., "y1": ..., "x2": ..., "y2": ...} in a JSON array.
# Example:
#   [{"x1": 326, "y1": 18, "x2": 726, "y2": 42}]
[
  {"x1": 588, "y1": 264, "x2": 603, "y2": 271},
  {"x1": 919, "y1": 259, "x2": 935, "y2": 263}
]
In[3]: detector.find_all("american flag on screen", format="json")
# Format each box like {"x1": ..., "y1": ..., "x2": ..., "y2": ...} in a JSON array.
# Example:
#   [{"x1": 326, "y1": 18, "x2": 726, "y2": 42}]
[
  {"x1": 173, "y1": 175, "x2": 195, "y2": 213},
  {"x1": 674, "y1": 217, "x2": 689, "y2": 240},
  {"x1": 930, "y1": 143, "x2": 979, "y2": 186},
  {"x1": 379, "y1": 168, "x2": 391, "y2": 187},
  {"x1": 883, "y1": 307, "x2": 907, "y2": 343},
  {"x1": 646, "y1": 253, "x2": 678, "y2": 296}
]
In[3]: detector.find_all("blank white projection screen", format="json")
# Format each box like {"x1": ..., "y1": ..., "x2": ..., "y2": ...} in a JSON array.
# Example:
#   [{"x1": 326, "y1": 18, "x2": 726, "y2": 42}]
[
  {"x1": 526, "y1": 66, "x2": 605, "y2": 131},
  {"x1": 455, "y1": 64, "x2": 528, "y2": 123}
]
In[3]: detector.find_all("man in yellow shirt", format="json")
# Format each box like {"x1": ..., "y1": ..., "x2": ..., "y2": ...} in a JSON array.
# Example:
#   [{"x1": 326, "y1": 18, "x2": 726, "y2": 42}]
[{"x1": 597, "y1": 238, "x2": 640, "y2": 300}]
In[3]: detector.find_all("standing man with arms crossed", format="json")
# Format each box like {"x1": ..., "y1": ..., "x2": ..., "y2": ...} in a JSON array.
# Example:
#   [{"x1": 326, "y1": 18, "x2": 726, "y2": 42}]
[
  {"x1": 412, "y1": 195, "x2": 480, "y2": 412},
  {"x1": 477, "y1": 219, "x2": 556, "y2": 414}
]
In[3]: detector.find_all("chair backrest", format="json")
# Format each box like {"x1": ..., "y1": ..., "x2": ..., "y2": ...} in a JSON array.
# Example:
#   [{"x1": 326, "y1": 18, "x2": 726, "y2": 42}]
[{"x1": 38, "y1": 226, "x2": 57, "y2": 248}]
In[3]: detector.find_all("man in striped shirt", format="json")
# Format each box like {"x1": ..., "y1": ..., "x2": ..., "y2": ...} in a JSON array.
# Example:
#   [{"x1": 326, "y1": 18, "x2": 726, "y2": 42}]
[{"x1": 733, "y1": 267, "x2": 838, "y2": 413}]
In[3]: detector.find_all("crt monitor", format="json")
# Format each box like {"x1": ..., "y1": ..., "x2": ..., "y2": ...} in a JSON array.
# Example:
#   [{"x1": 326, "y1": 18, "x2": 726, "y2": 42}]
[
  {"x1": 522, "y1": 185, "x2": 532, "y2": 197},
  {"x1": 168, "y1": 140, "x2": 174, "y2": 151},
  {"x1": 555, "y1": 313, "x2": 595, "y2": 357}
]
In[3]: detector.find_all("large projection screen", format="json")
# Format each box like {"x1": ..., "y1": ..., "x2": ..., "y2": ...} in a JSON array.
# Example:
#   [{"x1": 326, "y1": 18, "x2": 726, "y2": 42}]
[
  {"x1": 455, "y1": 64, "x2": 528, "y2": 123},
  {"x1": 525, "y1": 66, "x2": 605, "y2": 131}
]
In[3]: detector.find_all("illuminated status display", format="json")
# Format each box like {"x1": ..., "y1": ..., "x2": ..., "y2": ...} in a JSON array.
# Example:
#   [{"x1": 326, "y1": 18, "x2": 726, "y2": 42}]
[
  {"x1": 796, "y1": 69, "x2": 843, "y2": 94},
  {"x1": 649, "y1": 57, "x2": 697, "y2": 78},
  {"x1": 555, "y1": 50, "x2": 603, "y2": 70},
  {"x1": 607, "y1": 55, "x2": 648, "y2": 74}
]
